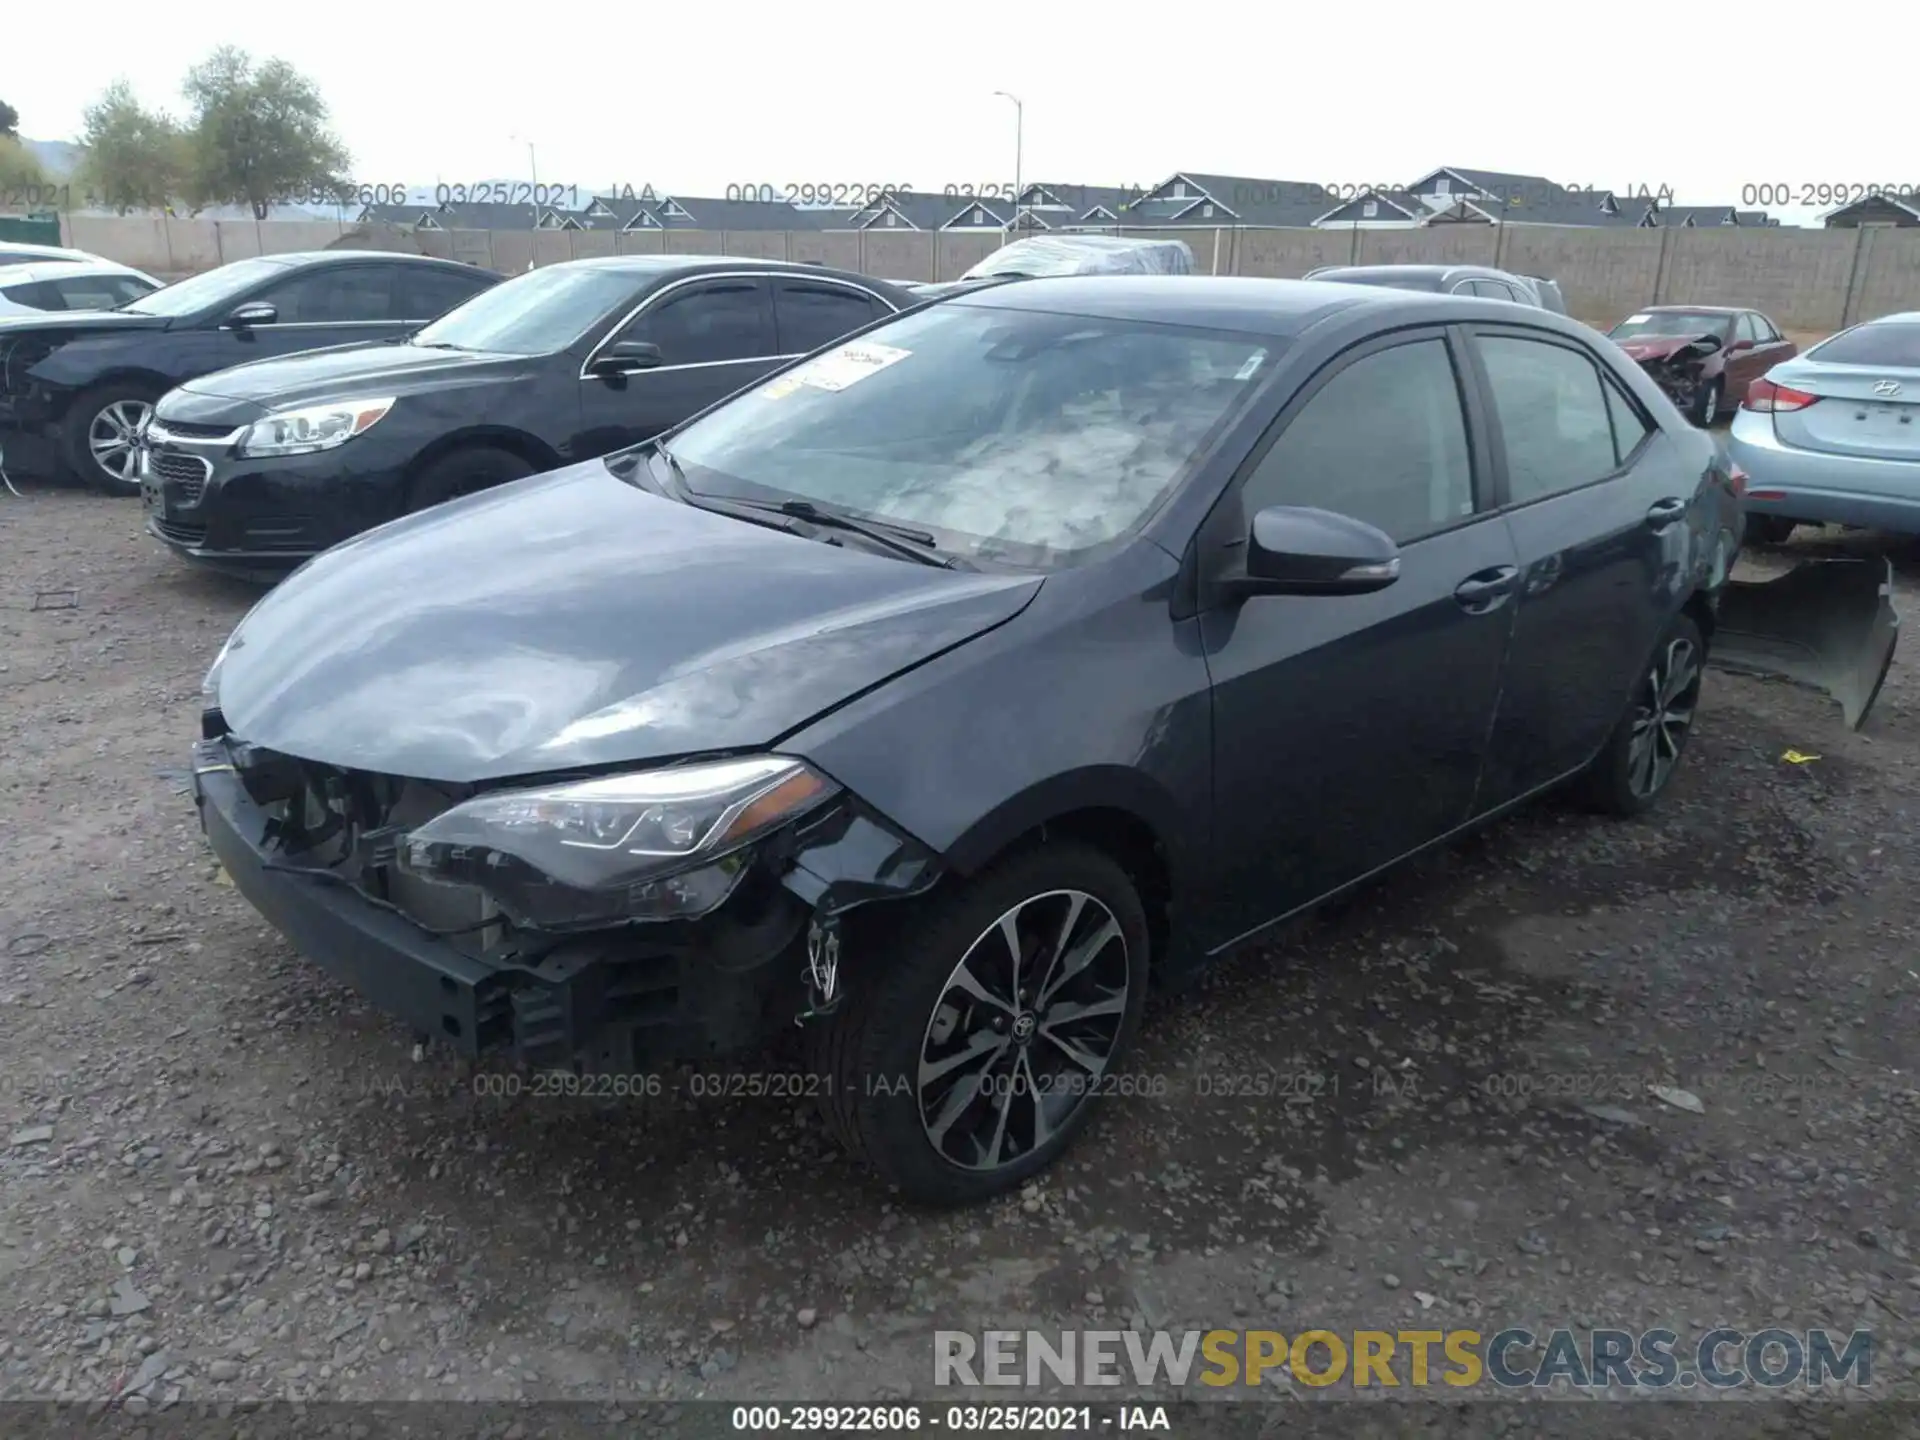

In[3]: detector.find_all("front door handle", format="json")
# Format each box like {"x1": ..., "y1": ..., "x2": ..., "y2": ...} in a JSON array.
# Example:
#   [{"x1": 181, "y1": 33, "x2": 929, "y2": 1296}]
[
  {"x1": 1645, "y1": 497, "x2": 1688, "y2": 530},
  {"x1": 1453, "y1": 564, "x2": 1519, "y2": 615}
]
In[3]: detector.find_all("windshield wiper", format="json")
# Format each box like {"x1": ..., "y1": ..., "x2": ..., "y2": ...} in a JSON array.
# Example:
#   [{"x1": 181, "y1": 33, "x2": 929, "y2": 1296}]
[{"x1": 725, "y1": 497, "x2": 968, "y2": 570}]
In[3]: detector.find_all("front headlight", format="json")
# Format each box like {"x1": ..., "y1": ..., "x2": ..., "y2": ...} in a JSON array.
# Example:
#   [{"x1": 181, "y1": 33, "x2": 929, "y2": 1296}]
[
  {"x1": 236, "y1": 396, "x2": 395, "y2": 458},
  {"x1": 396, "y1": 756, "x2": 840, "y2": 930}
]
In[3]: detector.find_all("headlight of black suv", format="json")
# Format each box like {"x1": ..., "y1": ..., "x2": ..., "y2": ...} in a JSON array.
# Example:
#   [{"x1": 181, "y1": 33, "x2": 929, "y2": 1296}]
[{"x1": 395, "y1": 756, "x2": 840, "y2": 930}]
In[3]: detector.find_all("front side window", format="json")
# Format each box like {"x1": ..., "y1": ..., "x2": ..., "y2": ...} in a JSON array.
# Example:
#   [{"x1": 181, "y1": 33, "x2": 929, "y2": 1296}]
[
  {"x1": 1479, "y1": 335, "x2": 1619, "y2": 503},
  {"x1": 625, "y1": 279, "x2": 775, "y2": 364},
  {"x1": 663, "y1": 301, "x2": 1274, "y2": 566},
  {"x1": 256, "y1": 265, "x2": 397, "y2": 323},
  {"x1": 1241, "y1": 338, "x2": 1475, "y2": 543}
]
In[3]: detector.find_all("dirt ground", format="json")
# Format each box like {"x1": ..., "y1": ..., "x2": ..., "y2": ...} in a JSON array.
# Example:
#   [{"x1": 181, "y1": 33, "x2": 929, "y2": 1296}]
[{"x1": 3, "y1": 482, "x2": 1919, "y2": 1434}]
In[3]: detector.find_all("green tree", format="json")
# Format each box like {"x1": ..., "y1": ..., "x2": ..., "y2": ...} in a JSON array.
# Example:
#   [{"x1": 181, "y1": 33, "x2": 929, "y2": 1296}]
[
  {"x1": 0, "y1": 99, "x2": 20, "y2": 137},
  {"x1": 0, "y1": 136, "x2": 49, "y2": 200},
  {"x1": 75, "y1": 81, "x2": 191, "y2": 214},
  {"x1": 181, "y1": 47, "x2": 350, "y2": 219}
]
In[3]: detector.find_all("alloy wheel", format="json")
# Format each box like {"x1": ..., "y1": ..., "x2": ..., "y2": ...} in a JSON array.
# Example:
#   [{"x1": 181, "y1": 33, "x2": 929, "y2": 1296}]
[
  {"x1": 88, "y1": 400, "x2": 152, "y2": 484},
  {"x1": 917, "y1": 888, "x2": 1130, "y2": 1174},
  {"x1": 1627, "y1": 636, "x2": 1700, "y2": 798}
]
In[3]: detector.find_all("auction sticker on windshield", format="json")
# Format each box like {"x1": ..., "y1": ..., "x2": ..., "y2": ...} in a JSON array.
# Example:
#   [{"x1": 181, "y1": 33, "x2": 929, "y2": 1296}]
[{"x1": 789, "y1": 341, "x2": 913, "y2": 393}]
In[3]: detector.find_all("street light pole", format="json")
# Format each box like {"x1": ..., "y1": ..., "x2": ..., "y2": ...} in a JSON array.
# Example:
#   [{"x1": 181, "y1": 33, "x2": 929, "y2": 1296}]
[
  {"x1": 993, "y1": 91, "x2": 1022, "y2": 240},
  {"x1": 509, "y1": 134, "x2": 540, "y2": 268}
]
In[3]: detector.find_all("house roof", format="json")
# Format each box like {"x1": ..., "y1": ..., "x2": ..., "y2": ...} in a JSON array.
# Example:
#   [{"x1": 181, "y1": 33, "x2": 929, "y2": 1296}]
[
  {"x1": 1819, "y1": 194, "x2": 1920, "y2": 223},
  {"x1": 1648, "y1": 205, "x2": 1741, "y2": 227},
  {"x1": 1313, "y1": 188, "x2": 1426, "y2": 225},
  {"x1": 841, "y1": 191, "x2": 983, "y2": 230}
]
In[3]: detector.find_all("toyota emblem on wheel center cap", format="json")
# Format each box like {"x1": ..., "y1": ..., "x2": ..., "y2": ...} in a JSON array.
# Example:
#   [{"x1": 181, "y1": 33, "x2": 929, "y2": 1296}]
[{"x1": 1873, "y1": 379, "x2": 1902, "y2": 397}]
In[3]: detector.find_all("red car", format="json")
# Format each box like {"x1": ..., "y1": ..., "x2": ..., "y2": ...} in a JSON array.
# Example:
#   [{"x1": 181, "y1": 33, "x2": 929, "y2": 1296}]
[{"x1": 1607, "y1": 306, "x2": 1798, "y2": 426}]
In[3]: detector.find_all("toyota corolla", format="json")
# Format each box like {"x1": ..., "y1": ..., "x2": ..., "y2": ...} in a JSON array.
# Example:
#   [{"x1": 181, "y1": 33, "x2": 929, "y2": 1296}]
[{"x1": 190, "y1": 276, "x2": 1887, "y2": 1205}]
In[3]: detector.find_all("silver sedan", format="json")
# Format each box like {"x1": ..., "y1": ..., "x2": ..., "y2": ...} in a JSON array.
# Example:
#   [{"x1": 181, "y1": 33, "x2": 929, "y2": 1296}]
[{"x1": 1728, "y1": 312, "x2": 1920, "y2": 543}]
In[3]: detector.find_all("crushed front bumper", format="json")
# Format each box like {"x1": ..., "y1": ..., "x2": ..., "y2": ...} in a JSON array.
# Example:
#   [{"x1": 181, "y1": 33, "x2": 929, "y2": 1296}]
[{"x1": 190, "y1": 741, "x2": 812, "y2": 1069}]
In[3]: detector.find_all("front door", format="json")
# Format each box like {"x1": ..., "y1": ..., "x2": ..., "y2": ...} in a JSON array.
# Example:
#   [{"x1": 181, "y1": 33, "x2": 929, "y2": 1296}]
[
  {"x1": 210, "y1": 262, "x2": 418, "y2": 365},
  {"x1": 1198, "y1": 328, "x2": 1519, "y2": 947},
  {"x1": 576, "y1": 275, "x2": 781, "y2": 456},
  {"x1": 1466, "y1": 326, "x2": 1682, "y2": 809}
]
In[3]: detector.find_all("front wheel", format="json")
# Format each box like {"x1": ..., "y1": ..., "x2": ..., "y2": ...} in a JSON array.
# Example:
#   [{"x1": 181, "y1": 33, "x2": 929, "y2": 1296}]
[
  {"x1": 1693, "y1": 378, "x2": 1723, "y2": 427},
  {"x1": 62, "y1": 383, "x2": 158, "y2": 495},
  {"x1": 1575, "y1": 612, "x2": 1705, "y2": 816},
  {"x1": 809, "y1": 842, "x2": 1150, "y2": 1206},
  {"x1": 405, "y1": 446, "x2": 535, "y2": 514}
]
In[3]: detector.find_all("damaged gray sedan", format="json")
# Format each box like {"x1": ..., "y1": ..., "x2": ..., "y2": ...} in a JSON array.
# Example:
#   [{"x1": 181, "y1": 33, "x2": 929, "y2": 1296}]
[{"x1": 188, "y1": 276, "x2": 1894, "y2": 1206}]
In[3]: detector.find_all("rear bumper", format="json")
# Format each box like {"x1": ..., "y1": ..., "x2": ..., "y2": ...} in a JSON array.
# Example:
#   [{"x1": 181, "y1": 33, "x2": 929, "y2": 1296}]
[
  {"x1": 191, "y1": 742, "x2": 809, "y2": 1068},
  {"x1": 1728, "y1": 412, "x2": 1920, "y2": 533}
]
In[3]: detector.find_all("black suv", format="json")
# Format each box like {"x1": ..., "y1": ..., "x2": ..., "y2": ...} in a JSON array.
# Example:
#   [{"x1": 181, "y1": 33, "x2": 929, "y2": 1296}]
[{"x1": 0, "y1": 251, "x2": 499, "y2": 494}]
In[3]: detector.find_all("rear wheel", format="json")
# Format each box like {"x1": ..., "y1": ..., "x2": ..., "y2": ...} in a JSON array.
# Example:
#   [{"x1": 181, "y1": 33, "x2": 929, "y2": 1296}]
[
  {"x1": 808, "y1": 842, "x2": 1150, "y2": 1206},
  {"x1": 404, "y1": 446, "x2": 535, "y2": 514},
  {"x1": 1576, "y1": 613, "x2": 1705, "y2": 816},
  {"x1": 61, "y1": 382, "x2": 158, "y2": 495}
]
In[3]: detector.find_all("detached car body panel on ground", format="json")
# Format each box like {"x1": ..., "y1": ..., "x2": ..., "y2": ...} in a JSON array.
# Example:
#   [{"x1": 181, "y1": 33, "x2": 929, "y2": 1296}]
[
  {"x1": 141, "y1": 257, "x2": 913, "y2": 579},
  {"x1": 0, "y1": 251, "x2": 499, "y2": 493},
  {"x1": 193, "y1": 276, "x2": 1886, "y2": 1204},
  {"x1": 1607, "y1": 306, "x2": 1796, "y2": 425}
]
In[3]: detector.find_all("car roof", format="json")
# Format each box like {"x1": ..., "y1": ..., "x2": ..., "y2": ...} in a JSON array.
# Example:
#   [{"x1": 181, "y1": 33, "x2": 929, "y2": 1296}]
[
  {"x1": 1314, "y1": 264, "x2": 1497, "y2": 279},
  {"x1": 944, "y1": 275, "x2": 1423, "y2": 337},
  {"x1": 544, "y1": 254, "x2": 893, "y2": 282},
  {"x1": 1641, "y1": 304, "x2": 1744, "y2": 315},
  {"x1": 251, "y1": 250, "x2": 483, "y2": 270}
]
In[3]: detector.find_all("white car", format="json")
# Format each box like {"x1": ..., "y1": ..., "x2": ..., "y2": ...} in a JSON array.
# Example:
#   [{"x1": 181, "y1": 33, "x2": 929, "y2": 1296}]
[{"x1": 0, "y1": 259, "x2": 162, "y2": 316}]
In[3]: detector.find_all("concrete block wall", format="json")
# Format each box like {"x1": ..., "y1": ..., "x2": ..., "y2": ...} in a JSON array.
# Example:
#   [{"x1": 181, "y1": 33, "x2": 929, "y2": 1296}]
[{"x1": 49, "y1": 213, "x2": 1920, "y2": 330}]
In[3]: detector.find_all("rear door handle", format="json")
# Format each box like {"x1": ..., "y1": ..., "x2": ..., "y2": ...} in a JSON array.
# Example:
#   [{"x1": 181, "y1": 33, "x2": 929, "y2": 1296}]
[
  {"x1": 1645, "y1": 497, "x2": 1688, "y2": 529},
  {"x1": 1453, "y1": 564, "x2": 1519, "y2": 614}
]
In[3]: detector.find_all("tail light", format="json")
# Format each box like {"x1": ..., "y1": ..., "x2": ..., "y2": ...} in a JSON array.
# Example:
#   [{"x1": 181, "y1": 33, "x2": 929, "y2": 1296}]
[
  {"x1": 1726, "y1": 463, "x2": 1748, "y2": 497},
  {"x1": 1744, "y1": 377, "x2": 1818, "y2": 413}
]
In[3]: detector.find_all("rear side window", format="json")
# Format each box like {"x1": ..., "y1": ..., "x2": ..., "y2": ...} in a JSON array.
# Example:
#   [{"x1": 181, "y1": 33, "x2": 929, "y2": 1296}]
[
  {"x1": 1810, "y1": 322, "x2": 1920, "y2": 367},
  {"x1": 1242, "y1": 338, "x2": 1475, "y2": 542},
  {"x1": 1478, "y1": 335, "x2": 1619, "y2": 503},
  {"x1": 773, "y1": 280, "x2": 883, "y2": 354},
  {"x1": 54, "y1": 275, "x2": 154, "y2": 310},
  {"x1": 0, "y1": 279, "x2": 62, "y2": 310}
]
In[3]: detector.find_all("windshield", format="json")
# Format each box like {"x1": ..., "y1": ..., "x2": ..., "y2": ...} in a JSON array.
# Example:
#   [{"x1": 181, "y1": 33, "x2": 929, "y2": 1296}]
[
  {"x1": 120, "y1": 257, "x2": 293, "y2": 316},
  {"x1": 663, "y1": 301, "x2": 1274, "y2": 567},
  {"x1": 1609, "y1": 311, "x2": 1732, "y2": 341},
  {"x1": 410, "y1": 265, "x2": 641, "y2": 354},
  {"x1": 1809, "y1": 322, "x2": 1920, "y2": 368}
]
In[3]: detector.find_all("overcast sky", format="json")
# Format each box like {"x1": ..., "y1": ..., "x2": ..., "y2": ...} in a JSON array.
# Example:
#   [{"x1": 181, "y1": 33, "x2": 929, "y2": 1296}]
[{"x1": 9, "y1": 1, "x2": 1908, "y2": 227}]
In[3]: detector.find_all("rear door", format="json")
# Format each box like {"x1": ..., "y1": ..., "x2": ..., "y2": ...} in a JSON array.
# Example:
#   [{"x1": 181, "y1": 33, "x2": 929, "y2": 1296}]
[
  {"x1": 1198, "y1": 327, "x2": 1520, "y2": 942},
  {"x1": 770, "y1": 276, "x2": 893, "y2": 355},
  {"x1": 1466, "y1": 325, "x2": 1684, "y2": 809},
  {"x1": 575, "y1": 274, "x2": 780, "y2": 454},
  {"x1": 1770, "y1": 321, "x2": 1920, "y2": 466}
]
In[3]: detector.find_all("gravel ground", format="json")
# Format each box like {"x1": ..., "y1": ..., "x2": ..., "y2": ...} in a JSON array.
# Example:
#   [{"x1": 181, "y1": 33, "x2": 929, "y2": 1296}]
[{"x1": 3, "y1": 483, "x2": 1919, "y2": 1433}]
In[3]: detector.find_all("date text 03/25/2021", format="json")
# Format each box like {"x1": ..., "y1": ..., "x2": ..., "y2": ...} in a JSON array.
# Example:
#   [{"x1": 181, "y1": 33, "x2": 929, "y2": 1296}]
[{"x1": 729, "y1": 1404, "x2": 1170, "y2": 1433}]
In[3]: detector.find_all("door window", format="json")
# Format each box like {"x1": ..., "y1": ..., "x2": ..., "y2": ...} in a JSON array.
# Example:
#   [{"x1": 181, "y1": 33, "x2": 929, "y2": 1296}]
[
  {"x1": 625, "y1": 278, "x2": 776, "y2": 365},
  {"x1": 1477, "y1": 335, "x2": 1620, "y2": 504},
  {"x1": 254, "y1": 265, "x2": 398, "y2": 323},
  {"x1": 1735, "y1": 312, "x2": 1761, "y2": 345},
  {"x1": 772, "y1": 279, "x2": 885, "y2": 354},
  {"x1": 1241, "y1": 338, "x2": 1476, "y2": 542}
]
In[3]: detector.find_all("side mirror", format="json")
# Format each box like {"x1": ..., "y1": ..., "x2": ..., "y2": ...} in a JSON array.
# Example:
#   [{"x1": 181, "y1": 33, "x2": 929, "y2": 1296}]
[
  {"x1": 1221, "y1": 505, "x2": 1401, "y2": 598},
  {"x1": 225, "y1": 302, "x2": 278, "y2": 329},
  {"x1": 590, "y1": 340, "x2": 663, "y2": 376}
]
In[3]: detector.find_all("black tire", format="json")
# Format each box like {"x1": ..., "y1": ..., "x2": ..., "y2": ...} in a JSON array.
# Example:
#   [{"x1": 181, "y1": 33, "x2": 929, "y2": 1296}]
[
  {"x1": 1692, "y1": 378, "x2": 1723, "y2": 427},
  {"x1": 404, "y1": 446, "x2": 535, "y2": 514},
  {"x1": 1575, "y1": 612, "x2": 1706, "y2": 817},
  {"x1": 1744, "y1": 513, "x2": 1796, "y2": 546},
  {"x1": 60, "y1": 381, "x2": 160, "y2": 495},
  {"x1": 807, "y1": 841, "x2": 1151, "y2": 1206}
]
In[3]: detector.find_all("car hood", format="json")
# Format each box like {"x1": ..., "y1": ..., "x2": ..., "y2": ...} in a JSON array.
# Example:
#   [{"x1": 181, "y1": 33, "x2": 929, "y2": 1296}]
[
  {"x1": 1615, "y1": 333, "x2": 1722, "y2": 362},
  {"x1": 166, "y1": 342, "x2": 528, "y2": 424},
  {"x1": 214, "y1": 459, "x2": 1043, "y2": 784},
  {"x1": 0, "y1": 310, "x2": 169, "y2": 339}
]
